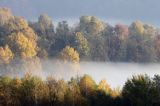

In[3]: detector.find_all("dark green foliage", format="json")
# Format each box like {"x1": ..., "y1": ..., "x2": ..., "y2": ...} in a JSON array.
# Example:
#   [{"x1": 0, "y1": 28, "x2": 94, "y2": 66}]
[
  {"x1": 72, "y1": 32, "x2": 90, "y2": 58},
  {"x1": 50, "y1": 21, "x2": 74, "y2": 56},
  {"x1": 122, "y1": 75, "x2": 160, "y2": 106},
  {"x1": 29, "y1": 14, "x2": 55, "y2": 57},
  {"x1": 126, "y1": 35, "x2": 156, "y2": 62}
]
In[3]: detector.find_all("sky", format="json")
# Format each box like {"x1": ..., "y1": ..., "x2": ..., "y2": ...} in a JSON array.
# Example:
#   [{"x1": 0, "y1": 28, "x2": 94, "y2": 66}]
[{"x1": 0, "y1": 0, "x2": 160, "y2": 26}]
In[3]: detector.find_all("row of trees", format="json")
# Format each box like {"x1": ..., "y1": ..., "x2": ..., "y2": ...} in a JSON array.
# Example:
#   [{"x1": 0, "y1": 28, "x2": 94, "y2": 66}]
[
  {"x1": 30, "y1": 13, "x2": 160, "y2": 62},
  {"x1": 1, "y1": 7, "x2": 160, "y2": 65},
  {"x1": 32, "y1": 14, "x2": 160, "y2": 63},
  {"x1": 1, "y1": 74, "x2": 160, "y2": 106}
]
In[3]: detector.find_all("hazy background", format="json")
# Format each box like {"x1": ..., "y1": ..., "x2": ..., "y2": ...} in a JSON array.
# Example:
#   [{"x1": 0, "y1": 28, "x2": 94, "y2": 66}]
[{"x1": 0, "y1": 0, "x2": 159, "y2": 26}]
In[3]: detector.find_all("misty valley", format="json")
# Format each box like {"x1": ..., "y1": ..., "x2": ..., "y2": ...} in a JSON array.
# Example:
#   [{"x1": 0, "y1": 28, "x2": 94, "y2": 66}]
[{"x1": 1, "y1": 7, "x2": 160, "y2": 106}]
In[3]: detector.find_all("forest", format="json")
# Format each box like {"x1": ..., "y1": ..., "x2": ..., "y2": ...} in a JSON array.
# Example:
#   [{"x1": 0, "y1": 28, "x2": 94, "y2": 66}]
[
  {"x1": 1, "y1": 7, "x2": 160, "y2": 106},
  {"x1": 1, "y1": 74, "x2": 160, "y2": 106},
  {"x1": 0, "y1": 8, "x2": 160, "y2": 65}
]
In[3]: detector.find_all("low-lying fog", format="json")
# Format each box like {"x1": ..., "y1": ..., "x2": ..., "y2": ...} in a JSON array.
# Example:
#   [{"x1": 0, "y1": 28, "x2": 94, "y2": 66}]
[
  {"x1": 1, "y1": 60, "x2": 160, "y2": 88},
  {"x1": 41, "y1": 61, "x2": 160, "y2": 88},
  {"x1": 80, "y1": 62, "x2": 160, "y2": 88}
]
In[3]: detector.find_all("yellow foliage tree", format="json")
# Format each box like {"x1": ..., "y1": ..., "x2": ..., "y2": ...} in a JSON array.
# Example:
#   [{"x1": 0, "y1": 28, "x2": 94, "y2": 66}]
[
  {"x1": 4, "y1": 16, "x2": 38, "y2": 42},
  {"x1": 58, "y1": 46, "x2": 80, "y2": 63},
  {"x1": 98, "y1": 79, "x2": 112, "y2": 94},
  {"x1": 129, "y1": 20, "x2": 144, "y2": 36},
  {"x1": 0, "y1": 45, "x2": 14, "y2": 64},
  {"x1": 7, "y1": 32, "x2": 37, "y2": 59},
  {"x1": 79, "y1": 74, "x2": 96, "y2": 96},
  {"x1": 98, "y1": 79, "x2": 120, "y2": 98}
]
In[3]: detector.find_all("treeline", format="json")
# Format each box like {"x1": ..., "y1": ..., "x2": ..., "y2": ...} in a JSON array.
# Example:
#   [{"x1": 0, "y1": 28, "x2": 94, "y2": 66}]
[
  {"x1": 0, "y1": 7, "x2": 160, "y2": 65},
  {"x1": 1, "y1": 74, "x2": 160, "y2": 106}
]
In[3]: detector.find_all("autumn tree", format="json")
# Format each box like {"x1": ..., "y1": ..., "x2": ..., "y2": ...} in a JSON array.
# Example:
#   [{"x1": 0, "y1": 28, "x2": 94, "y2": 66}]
[
  {"x1": 0, "y1": 8, "x2": 38, "y2": 59},
  {"x1": 115, "y1": 24, "x2": 129, "y2": 40},
  {"x1": 65, "y1": 78, "x2": 87, "y2": 106},
  {"x1": 98, "y1": 79, "x2": 112, "y2": 95},
  {"x1": 7, "y1": 32, "x2": 37, "y2": 59},
  {"x1": 47, "y1": 77, "x2": 72, "y2": 106},
  {"x1": 3, "y1": 16, "x2": 37, "y2": 43},
  {"x1": 0, "y1": 45, "x2": 13, "y2": 64},
  {"x1": 20, "y1": 76, "x2": 49, "y2": 106},
  {"x1": 58, "y1": 46, "x2": 80, "y2": 63},
  {"x1": 8, "y1": 77, "x2": 22, "y2": 105},
  {"x1": 0, "y1": 76, "x2": 13, "y2": 105},
  {"x1": 129, "y1": 20, "x2": 144, "y2": 36},
  {"x1": 79, "y1": 75, "x2": 97, "y2": 97}
]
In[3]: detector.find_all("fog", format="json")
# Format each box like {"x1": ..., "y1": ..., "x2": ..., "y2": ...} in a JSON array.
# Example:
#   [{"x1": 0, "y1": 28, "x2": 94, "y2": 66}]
[
  {"x1": 80, "y1": 62, "x2": 160, "y2": 88},
  {"x1": 1, "y1": 60, "x2": 160, "y2": 88},
  {"x1": 42, "y1": 61, "x2": 160, "y2": 88}
]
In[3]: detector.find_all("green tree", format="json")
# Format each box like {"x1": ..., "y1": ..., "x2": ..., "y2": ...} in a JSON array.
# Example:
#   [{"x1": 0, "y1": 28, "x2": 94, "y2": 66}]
[
  {"x1": 74, "y1": 32, "x2": 90, "y2": 58},
  {"x1": 152, "y1": 75, "x2": 160, "y2": 104},
  {"x1": 154, "y1": 35, "x2": 160, "y2": 61},
  {"x1": 29, "y1": 14, "x2": 55, "y2": 56},
  {"x1": 89, "y1": 35, "x2": 108, "y2": 61},
  {"x1": 79, "y1": 16, "x2": 104, "y2": 35},
  {"x1": 122, "y1": 75, "x2": 155, "y2": 106},
  {"x1": 50, "y1": 21, "x2": 73, "y2": 56},
  {"x1": 126, "y1": 35, "x2": 156, "y2": 62}
]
